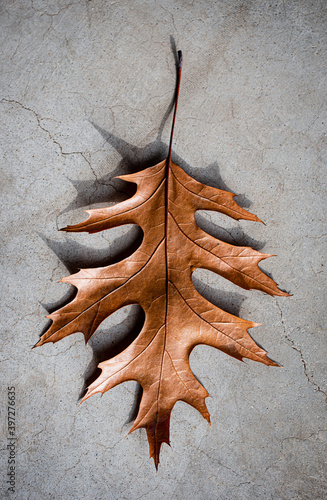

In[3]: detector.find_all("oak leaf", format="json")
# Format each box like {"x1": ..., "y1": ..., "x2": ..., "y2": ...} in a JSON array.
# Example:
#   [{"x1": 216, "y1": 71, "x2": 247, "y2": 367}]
[{"x1": 37, "y1": 51, "x2": 289, "y2": 468}]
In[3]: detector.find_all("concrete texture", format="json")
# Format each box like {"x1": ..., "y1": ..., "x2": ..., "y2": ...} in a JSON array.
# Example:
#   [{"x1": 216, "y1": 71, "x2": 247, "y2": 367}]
[{"x1": 1, "y1": 1, "x2": 326, "y2": 498}]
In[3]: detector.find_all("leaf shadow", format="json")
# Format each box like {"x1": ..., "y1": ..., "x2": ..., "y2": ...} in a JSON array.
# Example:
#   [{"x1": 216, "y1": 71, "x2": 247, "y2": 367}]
[
  {"x1": 79, "y1": 305, "x2": 145, "y2": 424},
  {"x1": 39, "y1": 40, "x2": 271, "y2": 423},
  {"x1": 195, "y1": 212, "x2": 266, "y2": 250},
  {"x1": 192, "y1": 275, "x2": 245, "y2": 317},
  {"x1": 40, "y1": 127, "x2": 268, "y2": 424},
  {"x1": 39, "y1": 125, "x2": 268, "y2": 424},
  {"x1": 192, "y1": 275, "x2": 277, "y2": 358},
  {"x1": 37, "y1": 227, "x2": 143, "y2": 276},
  {"x1": 37, "y1": 227, "x2": 142, "y2": 344}
]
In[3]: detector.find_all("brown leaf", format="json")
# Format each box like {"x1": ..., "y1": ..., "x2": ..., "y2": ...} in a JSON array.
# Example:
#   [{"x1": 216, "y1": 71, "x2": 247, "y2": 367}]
[{"x1": 36, "y1": 51, "x2": 289, "y2": 468}]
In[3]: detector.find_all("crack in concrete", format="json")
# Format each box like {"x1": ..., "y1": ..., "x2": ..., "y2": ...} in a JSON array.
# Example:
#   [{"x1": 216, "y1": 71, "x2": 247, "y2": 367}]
[
  {"x1": 264, "y1": 429, "x2": 327, "y2": 474},
  {"x1": 281, "y1": 429, "x2": 327, "y2": 444},
  {"x1": 1, "y1": 98, "x2": 95, "y2": 175},
  {"x1": 198, "y1": 449, "x2": 243, "y2": 478},
  {"x1": 276, "y1": 299, "x2": 327, "y2": 400},
  {"x1": 135, "y1": 484, "x2": 160, "y2": 500},
  {"x1": 32, "y1": 339, "x2": 81, "y2": 357}
]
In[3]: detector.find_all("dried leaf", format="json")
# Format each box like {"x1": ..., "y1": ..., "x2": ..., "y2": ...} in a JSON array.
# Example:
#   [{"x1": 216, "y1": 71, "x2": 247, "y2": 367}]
[{"x1": 37, "y1": 51, "x2": 289, "y2": 468}]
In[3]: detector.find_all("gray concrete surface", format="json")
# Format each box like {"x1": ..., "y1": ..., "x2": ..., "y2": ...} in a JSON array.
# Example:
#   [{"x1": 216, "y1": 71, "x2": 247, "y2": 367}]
[{"x1": 1, "y1": 1, "x2": 326, "y2": 499}]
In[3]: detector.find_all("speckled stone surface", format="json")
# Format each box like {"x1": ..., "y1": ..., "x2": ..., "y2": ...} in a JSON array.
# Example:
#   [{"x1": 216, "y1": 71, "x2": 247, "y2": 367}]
[{"x1": 1, "y1": 1, "x2": 326, "y2": 498}]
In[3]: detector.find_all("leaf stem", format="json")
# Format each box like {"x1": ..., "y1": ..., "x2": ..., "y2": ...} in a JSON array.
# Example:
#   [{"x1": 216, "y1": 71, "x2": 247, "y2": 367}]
[{"x1": 167, "y1": 50, "x2": 182, "y2": 165}]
